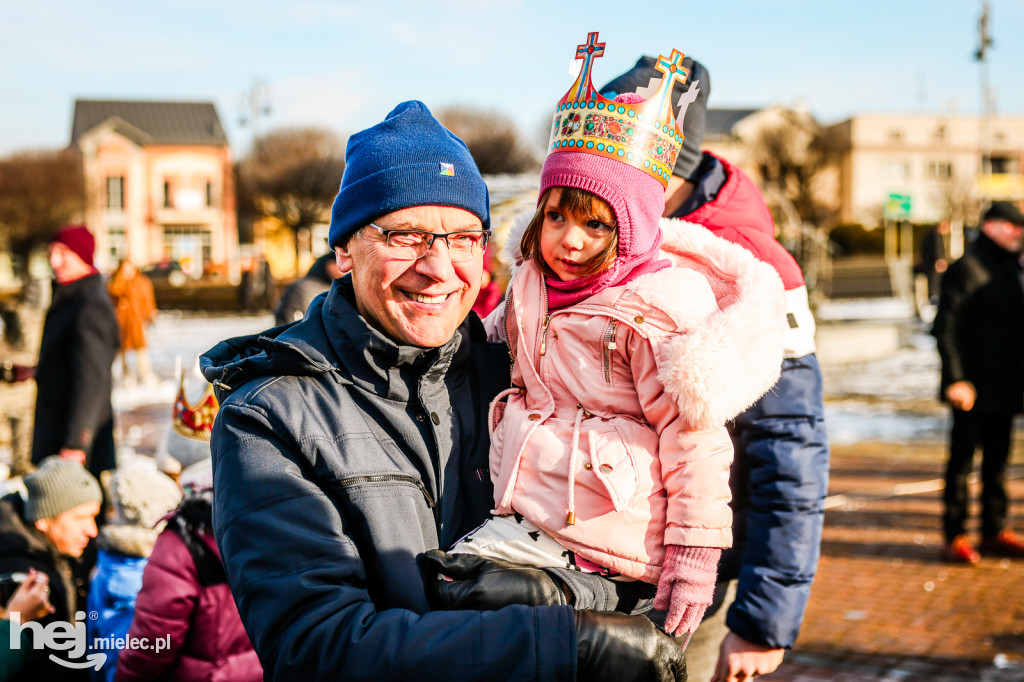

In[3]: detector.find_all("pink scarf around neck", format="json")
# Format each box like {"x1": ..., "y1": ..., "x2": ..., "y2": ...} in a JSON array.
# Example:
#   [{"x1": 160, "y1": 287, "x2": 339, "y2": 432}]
[{"x1": 545, "y1": 255, "x2": 669, "y2": 310}]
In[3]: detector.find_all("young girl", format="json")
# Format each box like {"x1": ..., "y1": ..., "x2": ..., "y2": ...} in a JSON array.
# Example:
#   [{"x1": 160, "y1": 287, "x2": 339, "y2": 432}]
[{"x1": 437, "y1": 37, "x2": 786, "y2": 641}]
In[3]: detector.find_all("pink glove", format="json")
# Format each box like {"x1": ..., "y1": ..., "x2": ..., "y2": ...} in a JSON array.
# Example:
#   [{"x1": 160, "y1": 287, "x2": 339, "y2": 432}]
[{"x1": 653, "y1": 545, "x2": 721, "y2": 638}]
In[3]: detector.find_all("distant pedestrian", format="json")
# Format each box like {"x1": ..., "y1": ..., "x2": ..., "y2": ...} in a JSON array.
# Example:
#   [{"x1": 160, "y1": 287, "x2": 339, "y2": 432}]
[
  {"x1": 107, "y1": 259, "x2": 158, "y2": 386},
  {"x1": 239, "y1": 253, "x2": 275, "y2": 312},
  {"x1": 470, "y1": 244, "x2": 503, "y2": 318},
  {"x1": 932, "y1": 200, "x2": 1024, "y2": 564},
  {"x1": 272, "y1": 252, "x2": 342, "y2": 325},
  {"x1": 917, "y1": 219, "x2": 951, "y2": 303},
  {"x1": 88, "y1": 464, "x2": 181, "y2": 682},
  {"x1": 32, "y1": 225, "x2": 121, "y2": 479}
]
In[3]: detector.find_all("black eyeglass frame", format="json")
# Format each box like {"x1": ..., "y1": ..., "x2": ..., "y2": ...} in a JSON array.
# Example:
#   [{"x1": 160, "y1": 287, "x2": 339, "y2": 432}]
[{"x1": 366, "y1": 222, "x2": 492, "y2": 260}]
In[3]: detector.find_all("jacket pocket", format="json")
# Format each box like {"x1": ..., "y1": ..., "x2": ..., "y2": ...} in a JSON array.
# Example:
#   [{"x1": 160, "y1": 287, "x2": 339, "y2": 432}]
[{"x1": 585, "y1": 424, "x2": 639, "y2": 512}]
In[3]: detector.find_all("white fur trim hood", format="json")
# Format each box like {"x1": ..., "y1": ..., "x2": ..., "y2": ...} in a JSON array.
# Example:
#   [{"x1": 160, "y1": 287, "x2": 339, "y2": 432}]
[
  {"x1": 642, "y1": 217, "x2": 787, "y2": 428},
  {"x1": 501, "y1": 211, "x2": 787, "y2": 429}
]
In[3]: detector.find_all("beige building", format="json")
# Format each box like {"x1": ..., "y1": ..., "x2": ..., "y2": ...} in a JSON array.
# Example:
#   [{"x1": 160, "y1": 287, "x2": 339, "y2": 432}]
[
  {"x1": 71, "y1": 100, "x2": 238, "y2": 275},
  {"x1": 827, "y1": 113, "x2": 1024, "y2": 227}
]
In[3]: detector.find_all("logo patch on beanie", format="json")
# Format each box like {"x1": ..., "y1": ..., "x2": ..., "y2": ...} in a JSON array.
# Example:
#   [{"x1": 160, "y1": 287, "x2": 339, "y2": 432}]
[{"x1": 439, "y1": 162, "x2": 455, "y2": 177}]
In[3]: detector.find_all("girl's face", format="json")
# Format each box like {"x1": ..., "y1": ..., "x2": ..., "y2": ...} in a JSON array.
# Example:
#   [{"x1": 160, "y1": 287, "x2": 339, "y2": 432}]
[{"x1": 539, "y1": 188, "x2": 616, "y2": 282}]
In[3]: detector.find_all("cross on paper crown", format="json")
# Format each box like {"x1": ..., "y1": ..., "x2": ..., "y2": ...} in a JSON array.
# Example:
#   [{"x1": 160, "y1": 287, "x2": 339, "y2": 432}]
[
  {"x1": 172, "y1": 370, "x2": 219, "y2": 441},
  {"x1": 548, "y1": 32, "x2": 693, "y2": 186}
]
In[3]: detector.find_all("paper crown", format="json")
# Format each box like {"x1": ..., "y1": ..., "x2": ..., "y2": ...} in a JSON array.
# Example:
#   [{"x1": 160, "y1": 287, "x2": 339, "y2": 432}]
[
  {"x1": 548, "y1": 32, "x2": 696, "y2": 187},
  {"x1": 172, "y1": 369, "x2": 219, "y2": 441}
]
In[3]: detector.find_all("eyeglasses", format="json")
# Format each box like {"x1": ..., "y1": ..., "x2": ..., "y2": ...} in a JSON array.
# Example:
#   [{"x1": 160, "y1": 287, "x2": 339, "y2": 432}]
[{"x1": 367, "y1": 222, "x2": 491, "y2": 262}]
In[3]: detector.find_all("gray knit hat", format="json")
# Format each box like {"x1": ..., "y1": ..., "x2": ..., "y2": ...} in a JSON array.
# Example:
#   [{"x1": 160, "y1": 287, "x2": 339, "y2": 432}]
[{"x1": 24, "y1": 456, "x2": 103, "y2": 522}]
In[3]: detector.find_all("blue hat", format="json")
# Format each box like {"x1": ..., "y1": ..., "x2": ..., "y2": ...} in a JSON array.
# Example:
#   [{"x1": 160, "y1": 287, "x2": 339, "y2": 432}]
[{"x1": 328, "y1": 100, "x2": 490, "y2": 248}]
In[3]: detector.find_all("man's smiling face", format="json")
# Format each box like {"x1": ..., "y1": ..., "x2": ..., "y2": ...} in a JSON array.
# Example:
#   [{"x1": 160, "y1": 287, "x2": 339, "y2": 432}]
[{"x1": 336, "y1": 205, "x2": 484, "y2": 348}]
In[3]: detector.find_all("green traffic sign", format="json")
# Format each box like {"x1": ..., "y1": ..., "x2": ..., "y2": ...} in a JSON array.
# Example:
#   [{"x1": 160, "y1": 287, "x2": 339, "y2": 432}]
[{"x1": 885, "y1": 193, "x2": 912, "y2": 218}]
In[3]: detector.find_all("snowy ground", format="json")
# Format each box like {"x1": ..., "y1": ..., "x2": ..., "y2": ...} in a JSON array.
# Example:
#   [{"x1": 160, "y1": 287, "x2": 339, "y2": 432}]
[
  {"x1": 113, "y1": 311, "x2": 274, "y2": 412},
  {"x1": 117, "y1": 311, "x2": 958, "y2": 449}
]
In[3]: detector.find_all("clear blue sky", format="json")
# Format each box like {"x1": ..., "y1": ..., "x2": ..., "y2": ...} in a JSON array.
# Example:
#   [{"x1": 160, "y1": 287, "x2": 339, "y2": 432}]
[{"x1": 2, "y1": 0, "x2": 1022, "y2": 158}]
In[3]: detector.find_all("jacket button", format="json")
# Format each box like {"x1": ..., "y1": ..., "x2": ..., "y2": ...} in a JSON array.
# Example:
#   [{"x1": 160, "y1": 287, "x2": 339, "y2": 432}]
[
  {"x1": 584, "y1": 463, "x2": 593, "y2": 470},
  {"x1": 599, "y1": 464, "x2": 614, "y2": 473},
  {"x1": 634, "y1": 315, "x2": 644, "y2": 324},
  {"x1": 416, "y1": 414, "x2": 426, "y2": 422},
  {"x1": 528, "y1": 413, "x2": 541, "y2": 421},
  {"x1": 431, "y1": 413, "x2": 440, "y2": 425}
]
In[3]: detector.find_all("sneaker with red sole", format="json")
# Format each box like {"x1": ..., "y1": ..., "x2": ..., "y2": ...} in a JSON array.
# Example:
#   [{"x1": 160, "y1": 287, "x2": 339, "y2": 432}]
[
  {"x1": 942, "y1": 535, "x2": 981, "y2": 564},
  {"x1": 979, "y1": 529, "x2": 1024, "y2": 558}
]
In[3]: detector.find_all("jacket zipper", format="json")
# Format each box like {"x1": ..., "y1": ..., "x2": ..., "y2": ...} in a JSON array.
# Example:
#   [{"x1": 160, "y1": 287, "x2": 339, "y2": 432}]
[
  {"x1": 336, "y1": 474, "x2": 436, "y2": 508},
  {"x1": 602, "y1": 319, "x2": 618, "y2": 385},
  {"x1": 537, "y1": 284, "x2": 551, "y2": 382},
  {"x1": 503, "y1": 288, "x2": 516, "y2": 365}
]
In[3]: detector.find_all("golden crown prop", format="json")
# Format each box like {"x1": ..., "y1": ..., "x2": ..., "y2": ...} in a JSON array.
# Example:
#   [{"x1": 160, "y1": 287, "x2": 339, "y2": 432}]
[
  {"x1": 548, "y1": 32, "x2": 696, "y2": 187},
  {"x1": 172, "y1": 370, "x2": 219, "y2": 441}
]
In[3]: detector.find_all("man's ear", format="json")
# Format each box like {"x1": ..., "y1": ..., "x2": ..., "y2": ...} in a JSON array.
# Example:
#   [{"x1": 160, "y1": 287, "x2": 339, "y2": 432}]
[
  {"x1": 34, "y1": 518, "x2": 49, "y2": 535},
  {"x1": 334, "y1": 244, "x2": 353, "y2": 276}
]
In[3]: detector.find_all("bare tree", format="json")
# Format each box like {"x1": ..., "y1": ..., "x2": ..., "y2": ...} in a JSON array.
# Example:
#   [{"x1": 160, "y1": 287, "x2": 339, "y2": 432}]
[
  {"x1": 437, "y1": 106, "x2": 539, "y2": 175},
  {"x1": 748, "y1": 115, "x2": 841, "y2": 229},
  {"x1": 0, "y1": 148, "x2": 85, "y2": 272},
  {"x1": 237, "y1": 127, "x2": 346, "y2": 262}
]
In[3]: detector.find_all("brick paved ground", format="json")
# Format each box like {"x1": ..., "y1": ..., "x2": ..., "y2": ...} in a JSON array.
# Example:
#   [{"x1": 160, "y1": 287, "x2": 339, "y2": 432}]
[{"x1": 765, "y1": 440, "x2": 1024, "y2": 681}]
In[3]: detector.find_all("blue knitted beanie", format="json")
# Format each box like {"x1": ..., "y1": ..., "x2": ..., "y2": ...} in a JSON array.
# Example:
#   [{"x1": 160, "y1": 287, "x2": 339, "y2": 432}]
[{"x1": 328, "y1": 100, "x2": 490, "y2": 247}]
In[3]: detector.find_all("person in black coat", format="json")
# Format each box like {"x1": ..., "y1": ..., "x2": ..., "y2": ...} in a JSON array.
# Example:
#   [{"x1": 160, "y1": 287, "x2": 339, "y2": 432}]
[
  {"x1": 932, "y1": 201, "x2": 1024, "y2": 563},
  {"x1": 272, "y1": 252, "x2": 341, "y2": 325},
  {"x1": 31, "y1": 225, "x2": 120, "y2": 479}
]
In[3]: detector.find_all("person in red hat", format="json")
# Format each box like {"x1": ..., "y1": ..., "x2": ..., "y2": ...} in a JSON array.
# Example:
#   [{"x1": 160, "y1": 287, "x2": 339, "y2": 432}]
[{"x1": 30, "y1": 225, "x2": 121, "y2": 480}]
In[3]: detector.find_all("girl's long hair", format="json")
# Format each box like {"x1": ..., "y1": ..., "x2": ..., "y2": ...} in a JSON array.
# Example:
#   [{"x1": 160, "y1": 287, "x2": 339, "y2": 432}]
[{"x1": 520, "y1": 187, "x2": 619, "y2": 278}]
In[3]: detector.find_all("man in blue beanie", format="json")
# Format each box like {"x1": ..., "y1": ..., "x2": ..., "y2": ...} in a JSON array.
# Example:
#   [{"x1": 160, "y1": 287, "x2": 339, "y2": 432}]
[{"x1": 201, "y1": 101, "x2": 685, "y2": 682}]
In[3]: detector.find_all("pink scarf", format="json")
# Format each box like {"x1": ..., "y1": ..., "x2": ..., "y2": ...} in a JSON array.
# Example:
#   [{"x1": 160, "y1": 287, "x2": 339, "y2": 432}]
[{"x1": 546, "y1": 254, "x2": 669, "y2": 310}]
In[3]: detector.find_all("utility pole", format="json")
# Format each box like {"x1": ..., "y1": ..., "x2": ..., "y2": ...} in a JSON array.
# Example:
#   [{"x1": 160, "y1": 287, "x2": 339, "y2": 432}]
[
  {"x1": 239, "y1": 77, "x2": 273, "y2": 153},
  {"x1": 976, "y1": 0, "x2": 993, "y2": 182},
  {"x1": 234, "y1": 78, "x2": 272, "y2": 284}
]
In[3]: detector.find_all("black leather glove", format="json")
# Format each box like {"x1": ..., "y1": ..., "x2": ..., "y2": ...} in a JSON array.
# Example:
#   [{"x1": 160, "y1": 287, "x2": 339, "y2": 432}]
[
  {"x1": 576, "y1": 610, "x2": 687, "y2": 682},
  {"x1": 421, "y1": 550, "x2": 569, "y2": 610}
]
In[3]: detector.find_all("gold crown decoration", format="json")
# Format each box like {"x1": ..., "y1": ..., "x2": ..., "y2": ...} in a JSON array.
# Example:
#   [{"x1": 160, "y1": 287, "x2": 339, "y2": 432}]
[
  {"x1": 172, "y1": 369, "x2": 219, "y2": 441},
  {"x1": 548, "y1": 32, "x2": 694, "y2": 187}
]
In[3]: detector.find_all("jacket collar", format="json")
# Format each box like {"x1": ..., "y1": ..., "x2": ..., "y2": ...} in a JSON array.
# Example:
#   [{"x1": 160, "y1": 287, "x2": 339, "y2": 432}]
[
  {"x1": 974, "y1": 231, "x2": 1023, "y2": 266},
  {"x1": 51, "y1": 272, "x2": 103, "y2": 304},
  {"x1": 320, "y1": 276, "x2": 467, "y2": 400},
  {"x1": 0, "y1": 492, "x2": 58, "y2": 559}
]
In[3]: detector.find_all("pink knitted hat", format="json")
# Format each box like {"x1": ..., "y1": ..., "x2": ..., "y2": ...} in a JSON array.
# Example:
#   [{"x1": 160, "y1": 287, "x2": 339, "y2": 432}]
[{"x1": 539, "y1": 93, "x2": 668, "y2": 302}]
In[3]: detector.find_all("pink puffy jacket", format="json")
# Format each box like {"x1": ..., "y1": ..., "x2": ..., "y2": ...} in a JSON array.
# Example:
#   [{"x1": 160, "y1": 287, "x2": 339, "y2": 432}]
[{"x1": 486, "y1": 218, "x2": 786, "y2": 583}]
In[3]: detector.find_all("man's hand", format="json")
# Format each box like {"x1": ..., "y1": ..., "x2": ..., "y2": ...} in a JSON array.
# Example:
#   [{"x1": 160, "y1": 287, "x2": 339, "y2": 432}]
[
  {"x1": 3, "y1": 568, "x2": 54, "y2": 623},
  {"x1": 57, "y1": 448, "x2": 87, "y2": 464},
  {"x1": 710, "y1": 632, "x2": 784, "y2": 682},
  {"x1": 421, "y1": 550, "x2": 569, "y2": 609},
  {"x1": 576, "y1": 610, "x2": 687, "y2": 682},
  {"x1": 946, "y1": 381, "x2": 976, "y2": 411}
]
